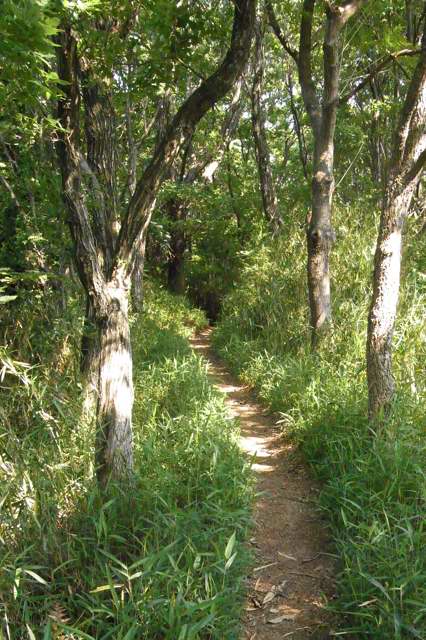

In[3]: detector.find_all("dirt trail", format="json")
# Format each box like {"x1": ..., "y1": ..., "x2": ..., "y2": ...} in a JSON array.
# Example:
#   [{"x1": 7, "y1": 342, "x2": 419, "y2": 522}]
[{"x1": 190, "y1": 328, "x2": 337, "y2": 640}]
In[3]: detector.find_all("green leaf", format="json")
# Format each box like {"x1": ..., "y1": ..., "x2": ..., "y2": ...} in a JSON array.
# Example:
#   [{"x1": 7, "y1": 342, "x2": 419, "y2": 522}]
[
  {"x1": 26, "y1": 625, "x2": 36, "y2": 640},
  {"x1": 187, "y1": 613, "x2": 215, "y2": 639},
  {"x1": 90, "y1": 583, "x2": 123, "y2": 593},
  {"x1": 225, "y1": 551, "x2": 237, "y2": 571},
  {"x1": 23, "y1": 569, "x2": 48, "y2": 585},
  {"x1": 224, "y1": 530, "x2": 236, "y2": 560}
]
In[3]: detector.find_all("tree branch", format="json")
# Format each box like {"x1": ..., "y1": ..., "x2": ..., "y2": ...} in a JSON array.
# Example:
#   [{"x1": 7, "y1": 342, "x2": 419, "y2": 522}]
[
  {"x1": 340, "y1": 48, "x2": 421, "y2": 104},
  {"x1": 387, "y1": 18, "x2": 426, "y2": 173},
  {"x1": 0, "y1": 174, "x2": 22, "y2": 211},
  {"x1": 287, "y1": 72, "x2": 309, "y2": 179},
  {"x1": 265, "y1": 1, "x2": 299, "y2": 63},
  {"x1": 56, "y1": 25, "x2": 107, "y2": 297},
  {"x1": 298, "y1": 0, "x2": 321, "y2": 135},
  {"x1": 402, "y1": 145, "x2": 426, "y2": 189},
  {"x1": 117, "y1": 0, "x2": 256, "y2": 279},
  {"x1": 184, "y1": 78, "x2": 244, "y2": 185}
]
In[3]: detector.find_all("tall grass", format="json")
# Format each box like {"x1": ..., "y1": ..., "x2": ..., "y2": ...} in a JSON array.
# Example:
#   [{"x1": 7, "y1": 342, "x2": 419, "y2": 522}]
[
  {"x1": 0, "y1": 282, "x2": 253, "y2": 638},
  {"x1": 214, "y1": 206, "x2": 426, "y2": 638}
]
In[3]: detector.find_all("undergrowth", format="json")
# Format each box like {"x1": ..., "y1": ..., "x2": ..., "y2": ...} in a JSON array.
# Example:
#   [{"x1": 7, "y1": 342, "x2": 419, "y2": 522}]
[
  {"x1": 0, "y1": 282, "x2": 253, "y2": 639},
  {"x1": 214, "y1": 208, "x2": 426, "y2": 639}
]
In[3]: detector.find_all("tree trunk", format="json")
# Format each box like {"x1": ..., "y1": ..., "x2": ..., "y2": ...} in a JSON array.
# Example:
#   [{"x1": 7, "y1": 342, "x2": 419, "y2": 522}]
[
  {"x1": 250, "y1": 16, "x2": 282, "y2": 234},
  {"x1": 81, "y1": 296, "x2": 97, "y2": 373},
  {"x1": 367, "y1": 194, "x2": 406, "y2": 419},
  {"x1": 226, "y1": 146, "x2": 242, "y2": 235},
  {"x1": 268, "y1": 0, "x2": 364, "y2": 345},
  {"x1": 131, "y1": 258, "x2": 144, "y2": 311},
  {"x1": 167, "y1": 201, "x2": 187, "y2": 295},
  {"x1": 307, "y1": 139, "x2": 335, "y2": 345},
  {"x1": 367, "y1": 21, "x2": 426, "y2": 421},
  {"x1": 56, "y1": 0, "x2": 256, "y2": 483},
  {"x1": 367, "y1": 174, "x2": 425, "y2": 420},
  {"x1": 95, "y1": 277, "x2": 133, "y2": 484},
  {"x1": 287, "y1": 72, "x2": 309, "y2": 179},
  {"x1": 80, "y1": 296, "x2": 100, "y2": 418}
]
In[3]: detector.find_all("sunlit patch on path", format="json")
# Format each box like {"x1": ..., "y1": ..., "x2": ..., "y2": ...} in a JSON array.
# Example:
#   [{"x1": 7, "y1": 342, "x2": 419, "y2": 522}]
[{"x1": 191, "y1": 328, "x2": 337, "y2": 639}]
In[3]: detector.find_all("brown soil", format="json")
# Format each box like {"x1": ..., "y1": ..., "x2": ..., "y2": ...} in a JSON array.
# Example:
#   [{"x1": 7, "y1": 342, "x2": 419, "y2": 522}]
[{"x1": 190, "y1": 328, "x2": 337, "y2": 640}]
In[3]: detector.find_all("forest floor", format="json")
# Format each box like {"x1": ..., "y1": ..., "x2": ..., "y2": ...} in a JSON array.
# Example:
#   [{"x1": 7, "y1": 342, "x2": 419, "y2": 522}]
[{"x1": 191, "y1": 328, "x2": 337, "y2": 640}]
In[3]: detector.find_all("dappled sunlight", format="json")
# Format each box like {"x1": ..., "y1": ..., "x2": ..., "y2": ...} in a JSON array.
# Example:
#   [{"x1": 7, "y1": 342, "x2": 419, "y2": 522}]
[{"x1": 216, "y1": 382, "x2": 241, "y2": 393}]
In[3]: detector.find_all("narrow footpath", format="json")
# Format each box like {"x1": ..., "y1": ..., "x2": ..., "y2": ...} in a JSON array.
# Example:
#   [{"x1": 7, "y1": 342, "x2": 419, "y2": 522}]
[{"x1": 190, "y1": 328, "x2": 337, "y2": 640}]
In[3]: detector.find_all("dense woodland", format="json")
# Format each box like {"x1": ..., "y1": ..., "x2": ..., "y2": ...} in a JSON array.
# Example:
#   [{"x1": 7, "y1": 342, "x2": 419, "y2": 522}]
[{"x1": 0, "y1": 0, "x2": 425, "y2": 638}]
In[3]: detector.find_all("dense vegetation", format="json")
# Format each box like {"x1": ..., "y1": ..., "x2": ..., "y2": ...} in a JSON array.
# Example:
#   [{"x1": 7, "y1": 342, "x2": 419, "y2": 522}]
[
  {"x1": 1, "y1": 0, "x2": 425, "y2": 638},
  {"x1": 214, "y1": 209, "x2": 426, "y2": 638},
  {"x1": 1, "y1": 283, "x2": 253, "y2": 638}
]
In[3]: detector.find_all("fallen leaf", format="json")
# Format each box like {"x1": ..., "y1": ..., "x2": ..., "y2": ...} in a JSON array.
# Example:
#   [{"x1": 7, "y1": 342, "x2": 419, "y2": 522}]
[
  {"x1": 262, "y1": 590, "x2": 276, "y2": 605},
  {"x1": 268, "y1": 615, "x2": 288, "y2": 624},
  {"x1": 269, "y1": 612, "x2": 299, "y2": 623},
  {"x1": 278, "y1": 552, "x2": 297, "y2": 562},
  {"x1": 276, "y1": 579, "x2": 288, "y2": 595},
  {"x1": 280, "y1": 606, "x2": 300, "y2": 619},
  {"x1": 254, "y1": 561, "x2": 278, "y2": 572}
]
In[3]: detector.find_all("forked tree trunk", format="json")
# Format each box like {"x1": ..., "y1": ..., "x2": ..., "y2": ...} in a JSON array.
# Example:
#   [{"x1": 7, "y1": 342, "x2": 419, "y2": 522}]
[
  {"x1": 267, "y1": 0, "x2": 364, "y2": 345},
  {"x1": 56, "y1": 1, "x2": 256, "y2": 483}
]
